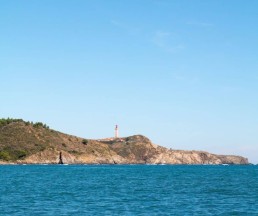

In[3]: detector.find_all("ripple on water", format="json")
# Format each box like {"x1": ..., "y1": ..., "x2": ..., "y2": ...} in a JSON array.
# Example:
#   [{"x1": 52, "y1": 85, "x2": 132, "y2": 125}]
[{"x1": 0, "y1": 165, "x2": 258, "y2": 215}]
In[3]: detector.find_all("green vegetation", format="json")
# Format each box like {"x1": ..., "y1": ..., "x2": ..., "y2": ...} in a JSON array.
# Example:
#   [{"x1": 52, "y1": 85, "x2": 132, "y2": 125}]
[
  {"x1": 0, "y1": 148, "x2": 28, "y2": 161},
  {"x1": 0, "y1": 118, "x2": 52, "y2": 161},
  {"x1": 33, "y1": 122, "x2": 49, "y2": 129},
  {"x1": 0, "y1": 118, "x2": 50, "y2": 129},
  {"x1": 0, "y1": 118, "x2": 23, "y2": 127},
  {"x1": 0, "y1": 117, "x2": 94, "y2": 162},
  {"x1": 0, "y1": 151, "x2": 11, "y2": 161},
  {"x1": 68, "y1": 150, "x2": 80, "y2": 155},
  {"x1": 82, "y1": 139, "x2": 88, "y2": 145}
]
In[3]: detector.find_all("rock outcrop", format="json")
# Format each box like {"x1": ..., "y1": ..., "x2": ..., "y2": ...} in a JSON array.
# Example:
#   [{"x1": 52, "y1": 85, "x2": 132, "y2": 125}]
[{"x1": 0, "y1": 120, "x2": 249, "y2": 165}]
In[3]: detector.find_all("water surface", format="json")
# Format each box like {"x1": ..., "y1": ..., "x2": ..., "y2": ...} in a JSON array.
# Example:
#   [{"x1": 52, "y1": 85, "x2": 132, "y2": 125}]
[{"x1": 1, "y1": 165, "x2": 257, "y2": 215}]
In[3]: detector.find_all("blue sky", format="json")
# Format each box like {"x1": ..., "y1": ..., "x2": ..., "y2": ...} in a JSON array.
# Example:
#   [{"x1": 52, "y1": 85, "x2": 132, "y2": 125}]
[{"x1": 1, "y1": 0, "x2": 258, "y2": 163}]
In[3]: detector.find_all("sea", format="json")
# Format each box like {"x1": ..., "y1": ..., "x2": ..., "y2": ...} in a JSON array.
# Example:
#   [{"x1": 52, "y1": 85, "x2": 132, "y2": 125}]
[{"x1": 0, "y1": 165, "x2": 257, "y2": 216}]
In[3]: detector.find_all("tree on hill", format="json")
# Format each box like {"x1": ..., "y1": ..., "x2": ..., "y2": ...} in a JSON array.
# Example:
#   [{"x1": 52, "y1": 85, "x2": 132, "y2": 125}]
[
  {"x1": 0, "y1": 118, "x2": 50, "y2": 130},
  {"x1": 0, "y1": 118, "x2": 23, "y2": 127}
]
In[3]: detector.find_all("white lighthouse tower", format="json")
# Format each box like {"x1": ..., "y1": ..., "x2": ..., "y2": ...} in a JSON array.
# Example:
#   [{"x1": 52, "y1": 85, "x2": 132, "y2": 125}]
[{"x1": 115, "y1": 125, "x2": 119, "y2": 138}]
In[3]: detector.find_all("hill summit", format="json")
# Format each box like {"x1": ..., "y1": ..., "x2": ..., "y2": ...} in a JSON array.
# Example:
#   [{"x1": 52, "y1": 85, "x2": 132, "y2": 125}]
[{"x1": 0, "y1": 118, "x2": 248, "y2": 164}]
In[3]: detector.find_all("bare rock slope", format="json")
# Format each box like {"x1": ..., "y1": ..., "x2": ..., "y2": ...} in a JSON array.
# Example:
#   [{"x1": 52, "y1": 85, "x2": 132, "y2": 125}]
[{"x1": 0, "y1": 120, "x2": 248, "y2": 165}]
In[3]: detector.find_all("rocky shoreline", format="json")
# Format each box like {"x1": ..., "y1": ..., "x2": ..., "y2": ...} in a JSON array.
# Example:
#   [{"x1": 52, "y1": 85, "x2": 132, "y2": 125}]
[{"x1": 0, "y1": 121, "x2": 249, "y2": 165}]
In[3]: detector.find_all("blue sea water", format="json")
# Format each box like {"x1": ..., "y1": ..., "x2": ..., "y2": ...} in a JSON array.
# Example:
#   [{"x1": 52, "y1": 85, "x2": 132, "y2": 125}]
[{"x1": 0, "y1": 165, "x2": 258, "y2": 216}]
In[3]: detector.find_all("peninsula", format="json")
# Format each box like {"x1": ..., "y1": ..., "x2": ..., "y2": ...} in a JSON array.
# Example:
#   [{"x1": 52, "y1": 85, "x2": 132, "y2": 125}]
[{"x1": 0, "y1": 119, "x2": 248, "y2": 165}]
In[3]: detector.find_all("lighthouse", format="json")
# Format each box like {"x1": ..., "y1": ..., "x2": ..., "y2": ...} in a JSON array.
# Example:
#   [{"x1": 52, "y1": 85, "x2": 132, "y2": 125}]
[{"x1": 115, "y1": 125, "x2": 119, "y2": 138}]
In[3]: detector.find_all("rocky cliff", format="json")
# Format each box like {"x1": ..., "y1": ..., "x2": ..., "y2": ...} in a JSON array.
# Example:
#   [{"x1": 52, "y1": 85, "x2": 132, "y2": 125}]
[{"x1": 0, "y1": 119, "x2": 248, "y2": 165}]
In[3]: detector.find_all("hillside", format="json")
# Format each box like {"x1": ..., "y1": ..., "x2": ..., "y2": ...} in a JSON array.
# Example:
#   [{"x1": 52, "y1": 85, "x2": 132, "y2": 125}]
[{"x1": 0, "y1": 119, "x2": 248, "y2": 165}]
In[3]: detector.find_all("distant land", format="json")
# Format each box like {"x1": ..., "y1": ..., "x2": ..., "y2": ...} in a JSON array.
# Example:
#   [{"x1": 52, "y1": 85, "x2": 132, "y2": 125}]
[{"x1": 0, "y1": 119, "x2": 248, "y2": 165}]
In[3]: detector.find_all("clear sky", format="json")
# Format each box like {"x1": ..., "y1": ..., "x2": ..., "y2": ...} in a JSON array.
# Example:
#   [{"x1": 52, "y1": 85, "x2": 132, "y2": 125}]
[{"x1": 1, "y1": 0, "x2": 258, "y2": 163}]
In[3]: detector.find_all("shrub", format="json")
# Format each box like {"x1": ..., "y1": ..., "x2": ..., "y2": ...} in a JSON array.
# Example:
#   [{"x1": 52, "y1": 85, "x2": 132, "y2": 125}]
[
  {"x1": 16, "y1": 150, "x2": 27, "y2": 159},
  {"x1": 0, "y1": 151, "x2": 11, "y2": 161},
  {"x1": 82, "y1": 139, "x2": 88, "y2": 145},
  {"x1": 33, "y1": 122, "x2": 50, "y2": 129},
  {"x1": 0, "y1": 149, "x2": 28, "y2": 161},
  {"x1": 0, "y1": 118, "x2": 51, "y2": 130},
  {"x1": 0, "y1": 118, "x2": 23, "y2": 128},
  {"x1": 33, "y1": 122, "x2": 44, "y2": 128}
]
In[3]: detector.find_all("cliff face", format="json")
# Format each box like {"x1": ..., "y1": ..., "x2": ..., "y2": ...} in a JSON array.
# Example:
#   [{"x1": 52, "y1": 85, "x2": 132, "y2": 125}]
[{"x1": 0, "y1": 121, "x2": 248, "y2": 165}]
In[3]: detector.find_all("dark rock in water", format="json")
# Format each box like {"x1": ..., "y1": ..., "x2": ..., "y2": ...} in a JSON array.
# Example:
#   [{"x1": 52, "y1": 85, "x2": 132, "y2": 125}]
[{"x1": 58, "y1": 152, "x2": 63, "y2": 164}]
